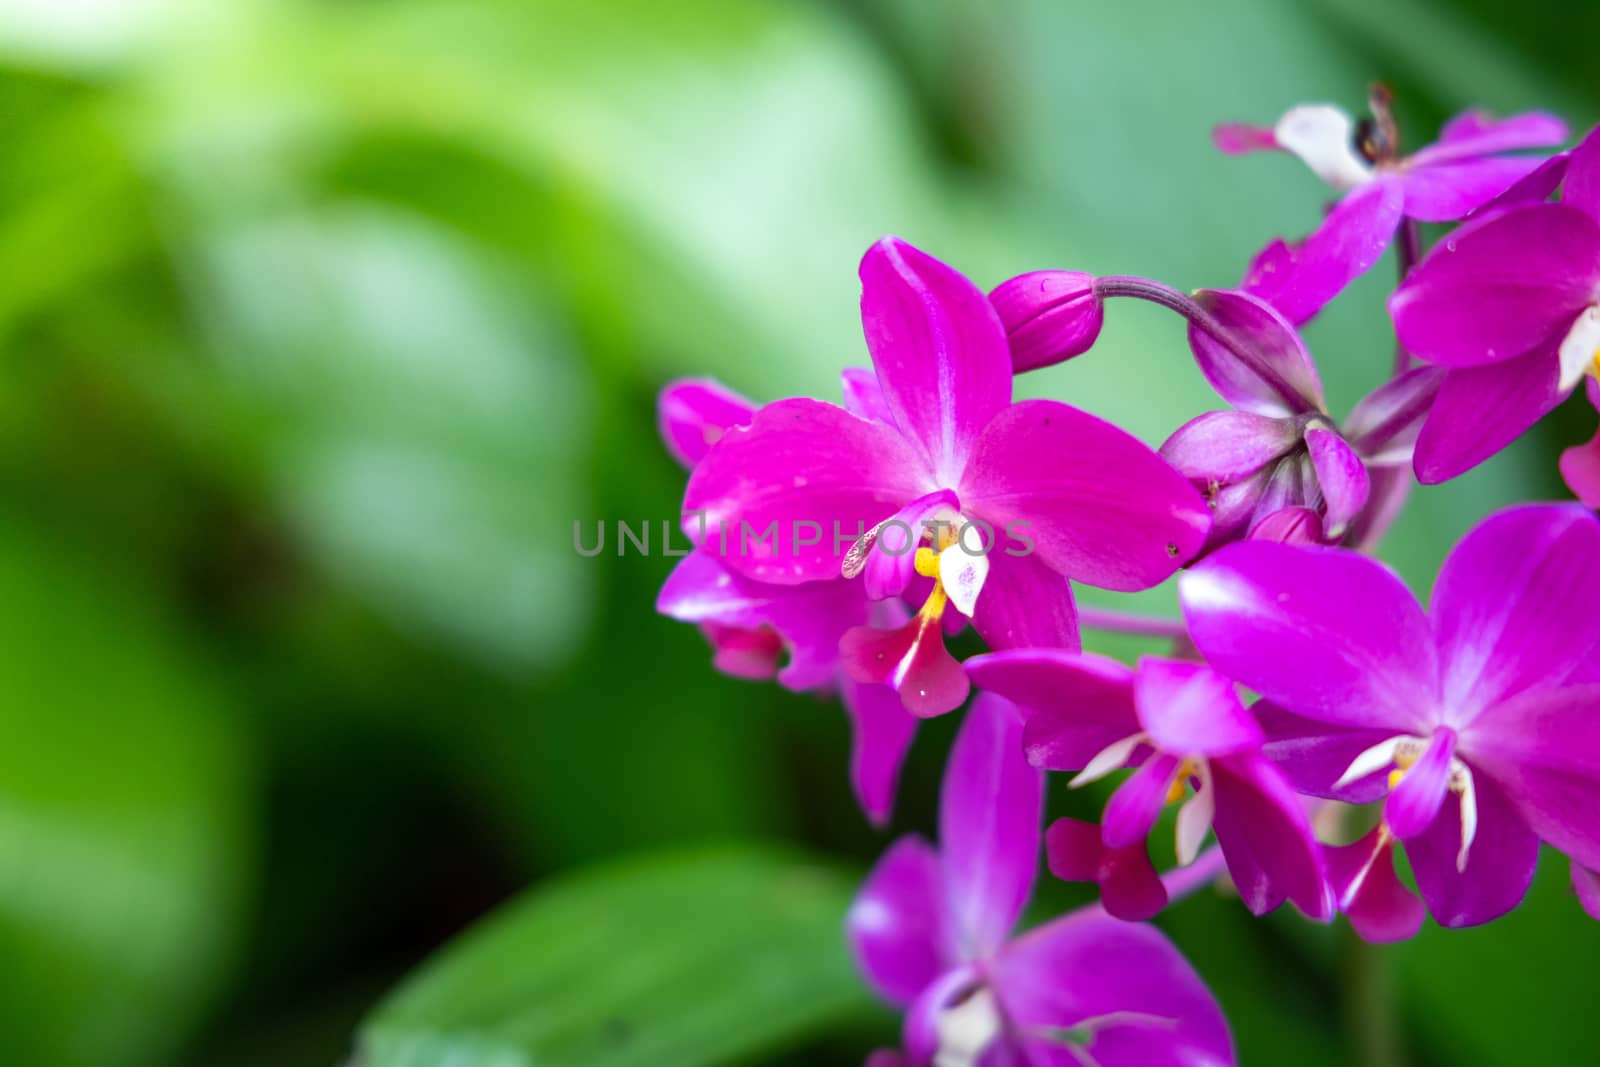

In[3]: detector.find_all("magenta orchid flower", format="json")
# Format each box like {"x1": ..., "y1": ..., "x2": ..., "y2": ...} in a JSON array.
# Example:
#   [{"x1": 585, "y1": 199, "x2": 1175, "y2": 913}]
[
  {"x1": 683, "y1": 237, "x2": 1211, "y2": 717},
  {"x1": 656, "y1": 377, "x2": 917, "y2": 825},
  {"x1": 849, "y1": 693, "x2": 1235, "y2": 1067},
  {"x1": 1158, "y1": 288, "x2": 1440, "y2": 551},
  {"x1": 989, "y1": 270, "x2": 1104, "y2": 373},
  {"x1": 1218, "y1": 92, "x2": 1567, "y2": 324},
  {"x1": 966, "y1": 651, "x2": 1330, "y2": 923},
  {"x1": 1180, "y1": 503, "x2": 1600, "y2": 930},
  {"x1": 1390, "y1": 124, "x2": 1600, "y2": 483}
]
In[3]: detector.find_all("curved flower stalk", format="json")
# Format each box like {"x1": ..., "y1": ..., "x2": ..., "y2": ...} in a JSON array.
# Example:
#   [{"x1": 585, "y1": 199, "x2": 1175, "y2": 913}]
[
  {"x1": 1391, "y1": 125, "x2": 1600, "y2": 484},
  {"x1": 987, "y1": 274, "x2": 1438, "y2": 551},
  {"x1": 1154, "y1": 288, "x2": 1440, "y2": 552},
  {"x1": 1180, "y1": 503, "x2": 1600, "y2": 931},
  {"x1": 655, "y1": 377, "x2": 917, "y2": 825},
  {"x1": 966, "y1": 651, "x2": 1329, "y2": 922},
  {"x1": 683, "y1": 237, "x2": 1211, "y2": 716},
  {"x1": 849, "y1": 694, "x2": 1234, "y2": 1067},
  {"x1": 1217, "y1": 87, "x2": 1567, "y2": 324}
]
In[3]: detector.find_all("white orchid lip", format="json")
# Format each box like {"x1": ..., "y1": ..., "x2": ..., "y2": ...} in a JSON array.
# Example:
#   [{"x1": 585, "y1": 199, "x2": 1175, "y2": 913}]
[
  {"x1": 1557, "y1": 304, "x2": 1600, "y2": 394},
  {"x1": 1073, "y1": 733, "x2": 1214, "y2": 867},
  {"x1": 1334, "y1": 733, "x2": 1479, "y2": 871},
  {"x1": 934, "y1": 985, "x2": 1002, "y2": 1067},
  {"x1": 1274, "y1": 104, "x2": 1376, "y2": 190},
  {"x1": 1070, "y1": 732, "x2": 1148, "y2": 790}
]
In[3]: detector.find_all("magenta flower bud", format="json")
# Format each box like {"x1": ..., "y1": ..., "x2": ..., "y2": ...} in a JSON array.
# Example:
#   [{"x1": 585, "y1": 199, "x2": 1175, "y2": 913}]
[
  {"x1": 1249, "y1": 506, "x2": 1323, "y2": 545},
  {"x1": 989, "y1": 270, "x2": 1104, "y2": 372}
]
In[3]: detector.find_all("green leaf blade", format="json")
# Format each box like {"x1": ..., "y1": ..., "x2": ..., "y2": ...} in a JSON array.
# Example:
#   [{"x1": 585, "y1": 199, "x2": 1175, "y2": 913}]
[{"x1": 360, "y1": 847, "x2": 877, "y2": 1067}]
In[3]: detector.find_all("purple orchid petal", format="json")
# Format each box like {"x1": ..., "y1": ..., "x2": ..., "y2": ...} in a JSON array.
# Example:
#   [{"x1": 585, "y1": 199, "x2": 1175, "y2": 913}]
[
  {"x1": 1414, "y1": 109, "x2": 1568, "y2": 166},
  {"x1": 1208, "y1": 752, "x2": 1333, "y2": 919},
  {"x1": 1187, "y1": 289, "x2": 1325, "y2": 414},
  {"x1": 968, "y1": 551, "x2": 1082, "y2": 653},
  {"x1": 1132, "y1": 657, "x2": 1262, "y2": 757},
  {"x1": 1303, "y1": 427, "x2": 1370, "y2": 538},
  {"x1": 702, "y1": 624, "x2": 784, "y2": 681},
  {"x1": 656, "y1": 551, "x2": 869, "y2": 691},
  {"x1": 903, "y1": 964, "x2": 980, "y2": 1064},
  {"x1": 1413, "y1": 342, "x2": 1565, "y2": 484},
  {"x1": 1474, "y1": 151, "x2": 1570, "y2": 215},
  {"x1": 961, "y1": 399, "x2": 1212, "y2": 590},
  {"x1": 842, "y1": 615, "x2": 970, "y2": 718},
  {"x1": 853, "y1": 489, "x2": 961, "y2": 601},
  {"x1": 1046, "y1": 1026, "x2": 1225, "y2": 1067},
  {"x1": 1207, "y1": 466, "x2": 1277, "y2": 547},
  {"x1": 1400, "y1": 155, "x2": 1554, "y2": 222},
  {"x1": 842, "y1": 675, "x2": 919, "y2": 828},
  {"x1": 1046, "y1": 817, "x2": 1168, "y2": 922},
  {"x1": 1431, "y1": 503, "x2": 1600, "y2": 720},
  {"x1": 1248, "y1": 506, "x2": 1324, "y2": 545},
  {"x1": 989, "y1": 270, "x2": 1104, "y2": 373},
  {"x1": 1180, "y1": 541, "x2": 1438, "y2": 733},
  {"x1": 860, "y1": 237, "x2": 1011, "y2": 480},
  {"x1": 1240, "y1": 237, "x2": 1293, "y2": 299},
  {"x1": 683, "y1": 397, "x2": 931, "y2": 584},
  {"x1": 992, "y1": 911, "x2": 1234, "y2": 1067},
  {"x1": 842, "y1": 366, "x2": 895, "y2": 424},
  {"x1": 978, "y1": 1040, "x2": 1028, "y2": 1067},
  {"x1": 1558, "y1": 123, "x2": 1600, "y2": 223},
  {"x1": 1160, "y1": 410, "x2": 1300, "y2": 486},
  {"x1": 658, "y1": 377, "x2": 757, "y2": 469},
  {"x1": 1325, "y1": 827, "x2": 1425, "y2": 943},
  {"x1": 1561, "y1": 418, "x2": 1600, "y2": 507},
  {"x1": 965, "y1": 649, "x2": 1141, "y2": 772},
  {"x1": 940, "y1": 694, "x2": 1043, "y2": 959},
  {"x1": 1249, "y1": 453, "x2": 1313, "y2": 528},
  {"x1": 1247, "y1": 179, "x2": 1406, "y2": 326},
  {"x1": 1342, "y1": 366, "x2": 1445, "y2": 465},
  {"x1": 1467, "y1": 684, "x2": 1600, "y2": 870},
  {"x1": 1255, "y1": 701, "x2": 1396, "y2": 803},
  {"x1": 1389, "y1": 203, "x2": 1600, "y2": 367},
  {"x1": 849, "y1": 835, "x2": 949, "y2": 1004},
  {"x1": 1574, "y1": 862, "x2": 1600, "y2": 920},
  {"x1": 1407, "y1": 771, "x2": 1538, "y2": 927},
  {"x1": 1103, "y1": 753, "x2": 1184, "y2": 849},
  {"x1": 1384, "y1": 727, "x2": 1457, "y2": 840},
  {"x1": 1213, "y1": 122, "x2": 1278, "y2": 154}
]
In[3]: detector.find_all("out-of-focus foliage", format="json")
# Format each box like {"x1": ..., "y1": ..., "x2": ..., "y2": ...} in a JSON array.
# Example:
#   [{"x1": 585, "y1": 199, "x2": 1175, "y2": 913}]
[
  {"x1": 0, "y1": 0, "x2": 1594, "y2": 1065},
  {"x1": 360, "y1": 848, "x2": 870, "y2": 1067}
]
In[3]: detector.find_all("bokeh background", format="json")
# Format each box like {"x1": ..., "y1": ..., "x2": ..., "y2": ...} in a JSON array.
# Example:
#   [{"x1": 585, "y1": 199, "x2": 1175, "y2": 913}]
[{"x1": 0, "y1": 1, "x2": 1596, "y2": 1065}]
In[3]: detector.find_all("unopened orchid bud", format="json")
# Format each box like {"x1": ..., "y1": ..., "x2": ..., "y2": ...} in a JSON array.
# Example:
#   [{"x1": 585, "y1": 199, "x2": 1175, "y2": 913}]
[{"x1": 989, "y1": 270, "x2": 1103, "y2": 372}]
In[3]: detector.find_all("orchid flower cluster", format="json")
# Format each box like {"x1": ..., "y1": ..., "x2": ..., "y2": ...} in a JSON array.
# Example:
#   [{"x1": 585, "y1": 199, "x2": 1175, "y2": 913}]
[{"x1": 656, "y1": 88, "x2": 1600, "y2": 1065}]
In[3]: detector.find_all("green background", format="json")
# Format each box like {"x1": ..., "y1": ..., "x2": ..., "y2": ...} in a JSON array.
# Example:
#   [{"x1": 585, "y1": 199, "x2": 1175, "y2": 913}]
[{"x1": 0, "y1": 1, "x2": 1593, "y2": 1064}]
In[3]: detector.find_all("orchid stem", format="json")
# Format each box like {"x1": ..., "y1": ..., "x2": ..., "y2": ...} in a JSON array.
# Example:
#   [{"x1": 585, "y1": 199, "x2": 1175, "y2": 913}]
[
  {"x1": 1077, "y1": 604, "x2": 1188, "y2": 640},
  {"x1": 1093, "y1": 275, "x2": 1302, "y2": 403},
  {"x1": 1392, "y1": 219, "x2": 1422, "y2": 376},
  {"x1": 1340, "y1": 927, "x2": 1407, "y2": 1067},
  {"x1": 1161, "y1": 845, "x2": 1227, "y2": 904}
]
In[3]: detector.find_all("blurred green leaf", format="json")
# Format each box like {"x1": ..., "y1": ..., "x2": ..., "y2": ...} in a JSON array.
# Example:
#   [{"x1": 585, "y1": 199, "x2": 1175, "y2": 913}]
[
  {"x1": 1399, "y1": 851, "x2": 1600, "y2": 1065},
  {"x1": 0, "y1": 520, "x2": 251, "y2": 1067},
  {"x1": 189, "y1": 205, "x2": 595, "y2": 674},
  {"x1": 358, "y1": 847, "x2": 874, "y2": 1067}
]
